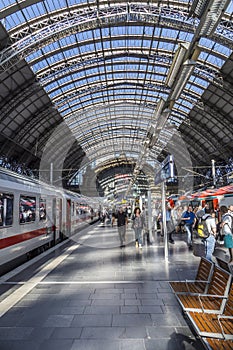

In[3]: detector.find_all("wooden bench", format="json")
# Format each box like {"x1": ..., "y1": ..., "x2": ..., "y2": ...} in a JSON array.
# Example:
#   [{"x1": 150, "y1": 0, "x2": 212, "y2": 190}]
[
  {"x1": 176, "y1": 265, "x2": 232, "y2": 313},
  {"x1": 215, "y1": 257, "x2": 231, "y2": 273},
  {"x1": 202, "y1": 338, "x2": 233, "y2": 350},
  {"x1": 169, "y1": 257, "x2": 213, "y2": 294},
  {"x1": 186, "y1": 282, "x2": 233, "y2": 340}
]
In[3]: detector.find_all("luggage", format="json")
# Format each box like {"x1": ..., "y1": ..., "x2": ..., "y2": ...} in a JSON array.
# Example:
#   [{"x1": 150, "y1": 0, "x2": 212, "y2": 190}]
[{"x1": 193, "y1": 240, "x2": 206, "y2": 257}]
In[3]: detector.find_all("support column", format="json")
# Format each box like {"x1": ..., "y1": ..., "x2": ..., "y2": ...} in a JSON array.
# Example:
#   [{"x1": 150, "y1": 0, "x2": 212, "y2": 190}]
[{"x1": 161, "y1": 181, "x2": 168, "y2": 261}]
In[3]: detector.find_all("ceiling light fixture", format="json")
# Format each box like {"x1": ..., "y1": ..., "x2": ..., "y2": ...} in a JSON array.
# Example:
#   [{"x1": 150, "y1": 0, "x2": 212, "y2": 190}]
[
  {"x1": 191, "y1": 0, "x2": 230, "y2": 36},
  {"x1": 153, "y1": 98, "x2": 166, "y2": 121},
  {"x1": 165, "y1": 43, "x2": 190, "y2": 88},
  {"x1": 170, "y1": 60, "x2": 196, "y2": 101}
]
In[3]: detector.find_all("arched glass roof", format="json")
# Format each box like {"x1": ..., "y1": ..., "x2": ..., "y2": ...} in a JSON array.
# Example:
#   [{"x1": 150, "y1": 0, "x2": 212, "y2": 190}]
[{"x1": 0, "y1": 0, "x2": 233, "y2": 191}]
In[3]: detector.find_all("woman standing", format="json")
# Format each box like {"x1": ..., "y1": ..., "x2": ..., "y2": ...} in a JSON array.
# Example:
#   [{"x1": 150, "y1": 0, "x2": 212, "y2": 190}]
[
  {"x1": 221, "y1": 204, "x2": 233, "y2": 263},
  {"x1": 132, "y1": 207, "x2": 144, "y2": 248}
]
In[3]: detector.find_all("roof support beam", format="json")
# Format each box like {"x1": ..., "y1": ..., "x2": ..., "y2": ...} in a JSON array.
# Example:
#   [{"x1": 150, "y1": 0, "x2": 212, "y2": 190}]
[{"x1": 1, "y1": 3, "x2": 232, "y2": 74}]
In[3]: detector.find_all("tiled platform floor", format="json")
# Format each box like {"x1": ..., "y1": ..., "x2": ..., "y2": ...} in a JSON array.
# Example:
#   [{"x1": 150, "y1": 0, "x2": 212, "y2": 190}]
[{"x1": 0, "y1": 222, "x2": 208, "y2": 350}]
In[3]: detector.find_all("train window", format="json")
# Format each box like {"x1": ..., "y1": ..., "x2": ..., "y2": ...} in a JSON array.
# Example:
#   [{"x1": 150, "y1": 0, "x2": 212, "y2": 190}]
[
  {"x1": 0, "y1": 193, "x2": 14, "y2": 227},
  {"x1": 39, "y1": 198, "x2": 46, "y2": 220},
  {"x1": 76, "y1": 203, "x2": 81, "y2": 215},
  {"x1": 19, "y1": 195, "x2": 36, "y2": 223}
]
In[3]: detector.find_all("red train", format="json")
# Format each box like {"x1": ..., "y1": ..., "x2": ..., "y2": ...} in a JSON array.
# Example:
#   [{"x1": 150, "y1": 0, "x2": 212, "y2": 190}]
[{"x1": 177, "y1": 185, "x2": 233, "y2": 210}]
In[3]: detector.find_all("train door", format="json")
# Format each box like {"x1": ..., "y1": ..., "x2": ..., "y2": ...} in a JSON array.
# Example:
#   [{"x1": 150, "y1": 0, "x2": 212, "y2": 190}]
[
  {"x1": 205, "y1": 199, "x2": 214, "y2": 210},
  {"x1": 66, "y1": 199, "x2": 71, "y2": 237},
  {"x1": 52, "y1": 198, "x2": 56, "y2": 246},
  {"x1": 58, "y1": 199, "x2": 63, "y2": 241}
]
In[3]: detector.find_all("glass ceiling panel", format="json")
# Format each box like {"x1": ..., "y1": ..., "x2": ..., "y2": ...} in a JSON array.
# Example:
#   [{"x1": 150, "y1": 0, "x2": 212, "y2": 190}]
[
  {"x1": 59, "y1": 91, "x2": 160, "y2": 115},
  {"x1": 0, "y1": 0, "x2": 232, "y2": 173},
  {"x1": 190, "y1": 76, "x2": 209, "y2": 88},
  {"x1": 0, "y1": 0, "x2": 14, "y2": 10},
  {"x1": 226, "y1": 1, "x2": 233, "y2": 13}
]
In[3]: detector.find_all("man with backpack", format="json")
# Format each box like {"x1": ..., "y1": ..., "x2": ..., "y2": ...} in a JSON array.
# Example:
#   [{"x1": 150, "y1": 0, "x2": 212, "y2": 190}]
[
  {"x1": 196, "y1": 208, "x2": 217, "y2": 261},
  {"x1": 221, "y1": 204, "x2": 233, "y2": 263},
  {"x1": 181, "y1": 205, "x2": 196, "y2": 249}
]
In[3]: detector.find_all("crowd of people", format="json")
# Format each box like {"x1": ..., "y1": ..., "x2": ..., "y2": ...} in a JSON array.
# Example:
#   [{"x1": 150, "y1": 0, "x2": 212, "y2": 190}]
[
  {"x1": 154, "y1": 202, "x2": 233, "y2": 263},
  {"x1": 108, "y1": 201, "x2": 233, "y2": 263}
]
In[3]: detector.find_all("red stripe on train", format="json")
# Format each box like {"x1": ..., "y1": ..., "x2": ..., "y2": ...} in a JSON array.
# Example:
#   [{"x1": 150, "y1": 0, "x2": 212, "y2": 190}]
[{"x1": 0, "y1": 227, "x2": 49, "y2": 249}]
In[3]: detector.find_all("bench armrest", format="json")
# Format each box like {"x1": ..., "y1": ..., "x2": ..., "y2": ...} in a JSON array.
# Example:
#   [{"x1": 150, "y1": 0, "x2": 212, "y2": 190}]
[
  {"x1": 185, "y1": 292, "x2": 227, "y2": 298},
  {"x1": 197, "y1": 294, "x2": 227, "y2": 313},
  {"x1": 217, "y1": 315, "x2": 233, "y2": 339},
  {"x1": 184, "y1": 280, "x2": 208, "y2": 293},
  {"x1": 218, "y1": 315, "x2": 233, "y2": 320},
  {"x1": 171, "y1": 279, "x2": 207, "y2": 284},
  {"x1": 198, "y1": 294, "x2": 227, "y2": 299}
]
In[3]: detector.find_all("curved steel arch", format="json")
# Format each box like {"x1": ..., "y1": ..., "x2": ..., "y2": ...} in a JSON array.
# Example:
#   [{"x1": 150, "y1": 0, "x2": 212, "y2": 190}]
[
  {"x1": 51, "y1": 69, "x2": 211, "y2": 102},
  {"x1": 1, "y1": 3, "x2": 225, "y2": 72},
  {"x1": 38, "y1": 53, "x2": 224, "y2": 90},
  {"x1": 0, "y1": 1, "x2": 232, "y2": 192},
  {"x1": 37, "y1": 50, "x2": 173, "y2": 83},
  {"x1": 64, "y1": 99, "x2": 158, "y2": 121},
  {"x1": 53, "y1": 80, "x2": 169, "y2": 108},
  {"x1": 0, "y1": 82, "x2": 41, "y2": 123},
  {"x1": 75, "y1": 128, "x2": 148, "y2": 148},
  {"x1": 76, "y1": 146, "x2": 159, "y2": 175}
]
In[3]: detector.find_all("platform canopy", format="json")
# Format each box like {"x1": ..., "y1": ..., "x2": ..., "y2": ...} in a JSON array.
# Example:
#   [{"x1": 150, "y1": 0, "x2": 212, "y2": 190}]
[{"x1": 0, "y1": 0, "x2": 233, "y2": 195}]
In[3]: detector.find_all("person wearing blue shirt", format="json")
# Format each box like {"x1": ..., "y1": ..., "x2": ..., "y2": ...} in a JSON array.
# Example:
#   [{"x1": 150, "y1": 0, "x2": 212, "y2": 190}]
[{"x1": 182, "y1": 205, "x2": 196, "y2": 249}]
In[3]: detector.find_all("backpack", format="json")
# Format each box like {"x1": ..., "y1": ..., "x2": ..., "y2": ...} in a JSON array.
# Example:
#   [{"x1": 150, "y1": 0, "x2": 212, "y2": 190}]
[
  {"x1": 222, "y1": 213, "x2": 233, "y2": 234},
  {"x1": 197, "y1": 215, "x2": 211, "y2": 239}
]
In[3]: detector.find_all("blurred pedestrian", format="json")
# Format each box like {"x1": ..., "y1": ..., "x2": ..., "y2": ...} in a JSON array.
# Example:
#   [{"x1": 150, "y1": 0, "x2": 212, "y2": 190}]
[
  {"x1": 221, "y1": 204, "x2": 233, "y2": 263},
  {"x1": 112, "y1": 207, "x2": 128, "y2": 247},
  {"x1": 181, "y1": 205, "x2": 196, "y2": 249},
  {"x1": 131, "y1": 207, "x2": 144, "y2": 248}
]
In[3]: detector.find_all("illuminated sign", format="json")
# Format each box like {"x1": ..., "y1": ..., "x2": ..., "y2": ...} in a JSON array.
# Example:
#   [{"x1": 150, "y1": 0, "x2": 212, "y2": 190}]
[{"x1": 154, "y1": 155, "x2": 176, "y2": 185}]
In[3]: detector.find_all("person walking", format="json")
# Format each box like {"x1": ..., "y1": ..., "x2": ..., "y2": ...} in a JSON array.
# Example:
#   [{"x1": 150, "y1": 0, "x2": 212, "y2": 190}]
[
  {"x1": 131, "y1": 207, "x2": 144, "y2": 248},
  {"x1": 165, "y1": 203, "x2": 176, "y2": 244},
  {"x1": 112, "y1": 207, "x2": 128, "y2": 247},
  {"x1": 197, "y1": 208, "x2": 217, "y2": 262},
  {"x1": 181, "y1": 205, "x2": 196, "y2": 249},
  {"x1": 221, "y1": 204, "x2": 233, "y2": 263}
]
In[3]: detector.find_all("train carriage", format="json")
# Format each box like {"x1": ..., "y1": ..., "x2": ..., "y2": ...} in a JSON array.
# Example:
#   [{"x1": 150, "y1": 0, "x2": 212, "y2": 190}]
[
  {"x1": 176, "y1": 185, "x2": 233, "y2": 211},
  {"x1": 0, "y1": 168, "x2": 99, "y2": 275}
]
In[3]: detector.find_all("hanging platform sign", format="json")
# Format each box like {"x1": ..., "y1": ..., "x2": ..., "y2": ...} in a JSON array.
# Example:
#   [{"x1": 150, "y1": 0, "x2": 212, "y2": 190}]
[{"x1": 154, "y1": 155, "x2": 176, "y2": 185}]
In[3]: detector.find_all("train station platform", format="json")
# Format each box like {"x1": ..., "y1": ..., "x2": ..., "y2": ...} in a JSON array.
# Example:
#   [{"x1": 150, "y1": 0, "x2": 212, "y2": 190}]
[{"x1": 0, "y1": 221, "x2": 209, "y2": 350}]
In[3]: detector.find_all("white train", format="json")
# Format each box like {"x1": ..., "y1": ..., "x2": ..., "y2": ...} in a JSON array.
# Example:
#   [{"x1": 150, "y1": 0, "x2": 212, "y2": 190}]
[{"x1": 0, "y1": 168, "x2": 100, "y2": 275}]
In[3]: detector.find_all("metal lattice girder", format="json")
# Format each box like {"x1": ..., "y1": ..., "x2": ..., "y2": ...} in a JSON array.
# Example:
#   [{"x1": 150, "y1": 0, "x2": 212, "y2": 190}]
[
  {"x1": 66, "y1": 102, "x2": 154, "y2": 130},
  {"x1": 222, "y1": 80, "x2": 233, "y2": 96},
  {"x1": 38, "y1": 50, "x2": 173, "y2": 84},
  {"x1": 53, "y1": 81, "x2": 170, "y2": 108},
  {"x1": 64, "y1": 99, "x2": 158, "y2": 121},
  {"x1": 203, "y1": 102, "x2": 233, "y2": 131},
  {"x1": 81, "y1": 143, "x2": 141, "y2": 163},
  {"x1": 0, "y1": 83, "x2": 41, "y2": 123},
  {"x1": 6, "y1": 4, "x2": 191, "y2": 40},
  {"x1": 0, "y1": 4, "x2": 203, "y2": 73},
  {"x1": 73, "y1": 125, "x2": 147, "y2": 146},
  {"x1": 179, "y1": 126, "x2": 214, "y2": 162},
  {"x1": 72, "y1": 127, "x2": 148, "y2": 151},
  {"x1": 80, "y1": 145, "x2": 159, "y2": 170},
  {"x1": 15, "y1": 106, "x2": 55, "y2": 143},
  {"x1": 194, "y1": 64, "x2": 224, "y2": 87},
  {"x1": 191, "y1": 114, "x2": 227, "y2": 152},
  {"x1": 216, "y1": 18, "x2": 233, "y2": 41},
  {"x1": 0, "y1": 4, "x2": 233, "y2": 70}
]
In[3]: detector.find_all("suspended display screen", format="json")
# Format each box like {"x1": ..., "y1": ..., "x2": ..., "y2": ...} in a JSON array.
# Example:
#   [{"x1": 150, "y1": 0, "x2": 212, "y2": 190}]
[{"x1": 154, "y1": 155, "x2": 176, "y2": 185}]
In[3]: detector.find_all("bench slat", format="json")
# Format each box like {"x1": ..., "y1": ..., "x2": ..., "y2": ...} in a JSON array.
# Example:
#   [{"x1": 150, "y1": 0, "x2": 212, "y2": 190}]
[
  {"x1": 203, "y1": 338, "x2": 233, "y2": 350},
  {"x1": 169, "y1": 257, "x2": 213, "y2": 294},
  {"x1": 176, "y1": 266, "x2": 232, "y2": 313}
]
